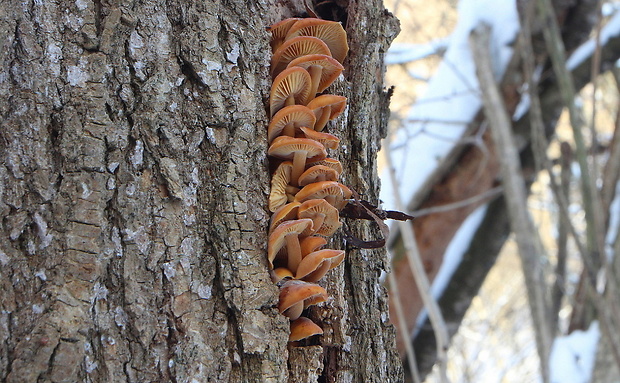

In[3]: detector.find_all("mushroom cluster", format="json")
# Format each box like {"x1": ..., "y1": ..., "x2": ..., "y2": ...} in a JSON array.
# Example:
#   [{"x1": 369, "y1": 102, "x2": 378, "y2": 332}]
[{"x1": 267, "y1": 17, "x2": 350, "y2": 342}]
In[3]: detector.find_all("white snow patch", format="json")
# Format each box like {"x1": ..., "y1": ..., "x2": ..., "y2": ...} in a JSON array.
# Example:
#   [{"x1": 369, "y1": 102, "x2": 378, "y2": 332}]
[
  {"x1": 567, "y1": 11, "x2": 620, "y2": 70},
  {"x1": 386, "y1": 39, "x2": 449, "y2": 65},
  {"x1": 513, "y1": 91, "x2": 530, "y2": 121},
  {"x1": 550, "y1": 321, "x2": 600, "y2": 383},
  {"x1": 381, "y1": 0, "x2": 519, "y2": 211},
  {"x1": 67, "y1": 65, "x2": 88, "y2": 87},
  {"x1": 431, "y1": 204, "x2": 488, "y2": 298}
]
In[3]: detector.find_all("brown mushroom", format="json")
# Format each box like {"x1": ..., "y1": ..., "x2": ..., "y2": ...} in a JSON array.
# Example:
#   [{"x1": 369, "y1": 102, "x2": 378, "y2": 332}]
[
  {"x1": 278, "y1": 279, "x2": 328, "y2": 320},
  {"x1": 307, "y1": 95, "x2": 347, "y2": 131},
  {"x1": 271, "y1": 36, "x2": 331, "y2": 77},
  {"x1": 268, "y1": 219, "x2": 314, "y2": 271},
  {"x1": 269, "y1": 161, "x2": 296, "y2": 212},
  {"x1": 299, "y1": 127, "x2": 340, "y2": 150},
  {"x1": 287, "y1": 54, "x2": 343, "y2": 100},
  {"x1": 269, "y1": 201, "x2": 301, "y2": 233},
  {"x1": 296, "y1": 249, "x2": 345, "y2": 282},
  {"x1": 268, "y1": 136, "x2": 327, "y2": 187},
  {"x1": 284, "y1": 18, "x2": 349, "y2": 63},
  {"x1": 297, "y1": 199, "x2": 341, "y2": 237},
  {"x1": 294, "y1": 181, "x2": 350, "y2": 210},
  {"x1": 298, "y1": 164, "x2": 339, "y2": 187},
  {"x1": 268, "y1": 105, "x2": 316, "y2": 143},
  {"x1": 270, "y1": 67, "x2": 312, "y2": 117},
  {"x1": 271, "y1": 267, "x2": 294, "y2": 284},
  {"x1": 300, "y1": 236, "x2": 327, "y2": 257},
  {"x1": 289, "y1": 317, "x2": 323, "y2": 342},
  {"x1": 268, "y1": 18, "x2": 301, "y2": 52},
  {"x1": 306, "y1": 157, "x2": 343, "y2": 176}
]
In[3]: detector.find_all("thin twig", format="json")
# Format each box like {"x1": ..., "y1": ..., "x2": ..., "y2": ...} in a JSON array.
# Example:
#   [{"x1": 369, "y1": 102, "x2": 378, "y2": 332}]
[
  {"x1": 409, "y1": 186, "x2": 502, "y2": 217},
  {"x1": 387, "y1": 269, "x2": 422, "y2": 383},
  {"x1": 537, "y1": 0, "x2": 606, "y2": 266},
  {"x1": 385, "y1": 131, "x2": 451, "y2": 383},
  {"x1": 470, "y1": 23, "x2": 552, "y2": 383}
]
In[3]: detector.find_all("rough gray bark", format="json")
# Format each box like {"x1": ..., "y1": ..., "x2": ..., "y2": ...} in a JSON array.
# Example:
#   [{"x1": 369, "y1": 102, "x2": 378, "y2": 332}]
[{"x1": 0, "y1": 1, "x2": 401, "y2": 382}]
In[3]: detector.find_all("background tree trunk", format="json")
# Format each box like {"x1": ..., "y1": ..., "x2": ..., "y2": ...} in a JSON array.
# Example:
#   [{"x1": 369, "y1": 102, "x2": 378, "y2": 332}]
[{"x1": 0, "y1": 1, "x2": 402, "y2": 382}]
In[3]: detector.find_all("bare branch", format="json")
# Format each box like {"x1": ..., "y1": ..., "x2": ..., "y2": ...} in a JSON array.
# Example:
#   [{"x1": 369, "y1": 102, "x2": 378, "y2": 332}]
[{"x1": 470, "y1": 23, "x2": 552, "y2": 382}]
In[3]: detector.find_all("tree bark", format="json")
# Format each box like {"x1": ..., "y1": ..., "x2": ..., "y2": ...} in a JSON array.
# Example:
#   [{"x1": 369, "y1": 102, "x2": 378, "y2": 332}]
[{"x1": 0, "y1": 1, "x2": 401, "y2": 382}]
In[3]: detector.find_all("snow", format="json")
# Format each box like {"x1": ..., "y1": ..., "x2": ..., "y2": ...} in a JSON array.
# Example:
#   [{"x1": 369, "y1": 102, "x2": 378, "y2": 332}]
[
  {"x1": 549, "y1": 321, "x2": 600, "y2": 383},
  {"x1": 380, "y1": 0, "x2": 519, "y2": 211},
  {"x1": 385, "y1": 40, "x2": 449, "y2": 65},
  {"x1": 413, "y1": 204, "x2": 489, "y2": 334},
  {"x1": 430, "y1": 203, "x2": 488, "y2": 298},
  {"x1": 566, "y1": 10, "x2": 620, "y2": 70}
]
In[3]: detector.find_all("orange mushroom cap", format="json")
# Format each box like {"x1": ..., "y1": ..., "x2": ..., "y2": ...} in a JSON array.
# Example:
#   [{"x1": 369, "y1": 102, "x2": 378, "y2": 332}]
[
  {"x1": 268, "y1": 105, "x2": 316, "y2": 143},
  {"x1": 296, "y1": 249, "x2": 345, "y2": 282},
  {"x1": 298, "y1": 164, "x2": 339, "y2": 187},
  {"x1": 300, "y1": 236, "x2": 327, "y2": 257},
  {"x1": 268, "y1": 136, "x2": 327, "y2": 187},
  {"x1": 270, "y1": 67, "x2": 312, "y2": 117},
  {"x1": 268, "y1": 18, "x2": 301, "y2": 52},
  {"x1": 306, "y1": 157, "x2": 343, "y2": 176},
  {"x1": 271, "y1": 36, "x2": 331, "y2": 77},
  {"x1": 299, "y1": 127, "x2": 340, "y2": 150},
  {"x1": 287, "y1": 54, "x2": 343, "y2": 98},
  {"x1": 297, "y1": 199, "x2": 341, "y2": 237},
  {"x1": 284, "y1": 18, "x2": 349, "y2": 63},
  {"x1": 271, "y1": 267, "x2": 294, "y2": 284},
  {"x1": 307, "y1": 95, "x2": 347, "y2": 131},
  {"x1": 278, "y1": 279, "x2": 328, "y2": 320},
  {"x1": 269, "y1": 201, "x2": 301, "y2": 233},
  {"x1": 294, "y1": 181, "x2": 350, "y2": 210},
  {"x1": 289, "y1": 317, "x2": 323, "y2": 342},
  {"x1": 268, "y1": 219, "x2": 314, "y2": 271},
  {"x1": 269, "y1": 161, "x2": 295, "y2": 212}
]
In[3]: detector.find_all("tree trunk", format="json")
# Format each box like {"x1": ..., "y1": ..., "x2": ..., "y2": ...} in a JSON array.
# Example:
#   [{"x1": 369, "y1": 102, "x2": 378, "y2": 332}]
[{"x1": 0, "y1": 1, "x2": 402, "y2": 382}]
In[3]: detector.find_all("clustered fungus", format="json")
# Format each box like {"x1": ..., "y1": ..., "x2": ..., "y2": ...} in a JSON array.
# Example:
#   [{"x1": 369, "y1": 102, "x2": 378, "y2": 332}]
[{"x1": 267, "y1": 17, "x2": 349, "y2": 343}]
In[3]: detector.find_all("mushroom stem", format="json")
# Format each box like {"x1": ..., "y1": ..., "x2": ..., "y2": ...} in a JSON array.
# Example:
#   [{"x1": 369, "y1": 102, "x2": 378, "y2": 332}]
[
  {"x1": 303, "y1": 261, "x2": 331, "y2": 282},
  {"x1": 286, "y1": 185, "x2": 299, "y2": 201},
  {"x1": 285, "y1": 301, "x2": 304, "y2": 320},
  {"x1": 310, "y1": 215, "x2": 325, "y2": 235},
  {"x1": 291, "y1": 151, "x2": 306, "y2": 187},
  {"x1": 282, "y1": 121, "x2": 295, "y2": 137},
  {"x1": 325, "y1": 194, "x2": 336, "y2": 207},
  {"x1": 285, "y1": 233, "x2": 303, "y2": 272},
  {"x1": 307, "y1": 65, "x2": 322, "y2": 102},
  {"x1": 315, "y1": 105, "x2": 332, "y2": 131},
  {"x1": 285, "y1": 94, "x2": 296, "y2": 107}
]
